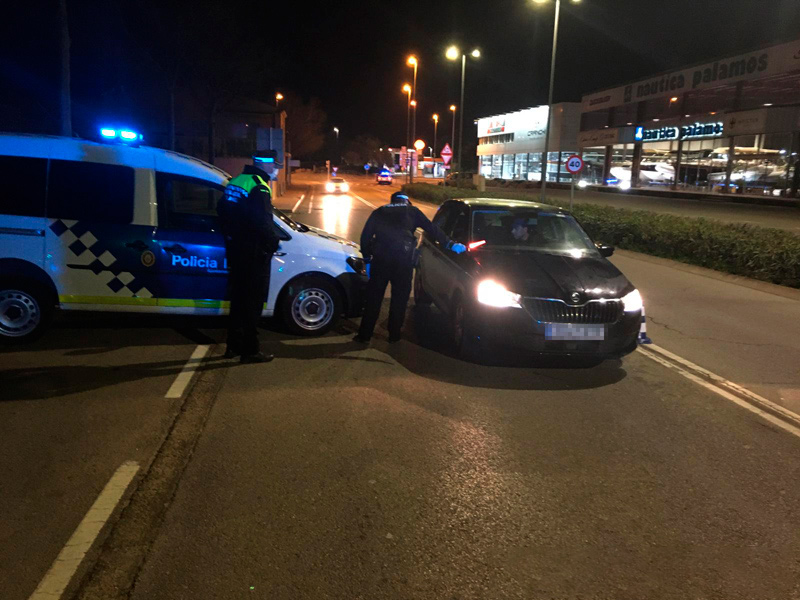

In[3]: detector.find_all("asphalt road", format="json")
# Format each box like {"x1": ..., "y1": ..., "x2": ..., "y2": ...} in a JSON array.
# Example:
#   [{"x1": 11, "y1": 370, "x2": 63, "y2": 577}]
[{"x1": 3, "y1": 172, "x2": 800, "y2": 599}]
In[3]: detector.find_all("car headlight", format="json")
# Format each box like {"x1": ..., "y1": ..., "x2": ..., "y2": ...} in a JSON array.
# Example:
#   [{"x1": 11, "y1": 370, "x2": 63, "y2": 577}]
[
  {"x1": 619, "y1": 180, "x2": 632, "y2": 191},
  {"x1": 477, "y1": 280, "x2": 522, "y2": 308},
  {"x1": 346, "y1": 256, "x2": 367, "y2": 275},
  {"x1": 622, "y1": 289, "x2": 643, "y2": 312},
  {"x1": 326, "y1": 183, "x2": 335, "y2": 192},
  {"x1": 341, "y1": 183, "x2": 350, "y2": 192}
]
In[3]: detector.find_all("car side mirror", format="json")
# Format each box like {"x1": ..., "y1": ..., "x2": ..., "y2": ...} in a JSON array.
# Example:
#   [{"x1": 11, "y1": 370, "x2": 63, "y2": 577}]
[{"x1": 596, "y1": 244, "x2": 614, "y2": 257}]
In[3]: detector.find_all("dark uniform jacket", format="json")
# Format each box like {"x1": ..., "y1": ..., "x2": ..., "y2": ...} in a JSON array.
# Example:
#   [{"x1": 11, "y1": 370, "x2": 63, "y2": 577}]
[{"x1": 360, "y1": 202, "x2": 451, "y2": 263}]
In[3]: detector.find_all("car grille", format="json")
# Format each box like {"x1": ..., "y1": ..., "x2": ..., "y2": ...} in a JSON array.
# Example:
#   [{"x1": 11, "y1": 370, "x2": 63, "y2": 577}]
[{"x1": 523, "y1": 298, "x2": 623, "y2": 324}]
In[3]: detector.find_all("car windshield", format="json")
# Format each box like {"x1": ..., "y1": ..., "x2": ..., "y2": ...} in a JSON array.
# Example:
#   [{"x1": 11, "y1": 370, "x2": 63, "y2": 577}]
[
  {"x1": 272, "y1": 206, "x2": 308, "y2": 232},
  {"x1": 470, "y1": 209, "x2": 600, "y2": 258},
  {"x1": 332, "y1": 178, "x2": 345, "y2": 183}
]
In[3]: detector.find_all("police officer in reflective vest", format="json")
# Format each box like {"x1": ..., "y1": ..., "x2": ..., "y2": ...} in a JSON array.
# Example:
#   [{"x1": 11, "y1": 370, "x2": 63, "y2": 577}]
[
  {"x1": 217, "y1": 150, "x2": 281, "y2": 363},
  {"x1": 355, "y1": 191, "x2": 466, "y2": 344}
]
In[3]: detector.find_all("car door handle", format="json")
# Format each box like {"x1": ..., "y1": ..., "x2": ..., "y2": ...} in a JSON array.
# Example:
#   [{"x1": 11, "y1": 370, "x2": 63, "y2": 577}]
[
  {"x1": 126, "y1": 240, "x2": 149, "y2": 251},
  {"x1": 163, "y1": 244, "x2": 187, "y2": 254},
  {"x1": 274, "y1": 251, "x2": 287, "y2": 257}
]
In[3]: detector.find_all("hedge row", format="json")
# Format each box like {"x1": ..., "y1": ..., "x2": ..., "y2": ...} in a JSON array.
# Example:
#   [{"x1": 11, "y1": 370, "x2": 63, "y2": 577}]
[{"x1": 401, "y1": 183, "x2": 800, "y2": 288}]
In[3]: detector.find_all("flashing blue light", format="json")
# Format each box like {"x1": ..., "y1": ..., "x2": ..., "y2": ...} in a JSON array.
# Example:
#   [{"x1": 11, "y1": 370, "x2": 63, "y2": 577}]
[
  {"x1": 100, "y1": 128, "x2": 117, "y2": 138},
  {"x1": 254, "y1": 157, "x2": 274, "y2": 163},
  {"x1": 119, "y1": 130, "x2": 137, "y2": 140}
]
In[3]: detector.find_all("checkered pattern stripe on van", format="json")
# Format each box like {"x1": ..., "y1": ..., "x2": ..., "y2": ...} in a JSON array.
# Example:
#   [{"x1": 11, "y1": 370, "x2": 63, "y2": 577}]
[{"x1": 49, "y1": 219, "x2": 153, "y2": 298}]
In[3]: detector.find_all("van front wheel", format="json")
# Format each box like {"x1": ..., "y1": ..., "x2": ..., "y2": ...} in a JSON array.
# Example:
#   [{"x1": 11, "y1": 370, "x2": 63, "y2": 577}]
[
  {"x1": 281, "y1": 277, "x2": 341, "y2": 336},
  {"x1": 0, "y1": 281, "x2": 52, "y2": 343}
]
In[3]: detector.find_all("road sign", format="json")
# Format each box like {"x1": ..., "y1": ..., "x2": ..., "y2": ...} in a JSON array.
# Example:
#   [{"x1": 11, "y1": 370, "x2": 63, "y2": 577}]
[
  {"x1": 364, "y1": 163, "x2": 370, "y2": 171},
  {"x1": 565, "y1": 155, "x2": 584, "y2": 174},
  {"x1": 441, "y1": 143, "x2": 453, "y2": 166}
]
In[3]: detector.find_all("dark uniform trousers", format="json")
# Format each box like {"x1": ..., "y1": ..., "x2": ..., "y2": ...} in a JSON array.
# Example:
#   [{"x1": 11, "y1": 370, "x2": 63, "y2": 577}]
[
  {"x1": 226, "y1": 249, "x2": 271, "y2": 356},
  {"x1": 358, "y1": 252, "x2": 414, "y2": 341}
]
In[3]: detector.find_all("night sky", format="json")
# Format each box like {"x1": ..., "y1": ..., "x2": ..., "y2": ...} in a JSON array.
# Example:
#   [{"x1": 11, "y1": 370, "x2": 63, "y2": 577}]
[{"x1": 2, "y1": 0, "x2": 799, "y2": 154}]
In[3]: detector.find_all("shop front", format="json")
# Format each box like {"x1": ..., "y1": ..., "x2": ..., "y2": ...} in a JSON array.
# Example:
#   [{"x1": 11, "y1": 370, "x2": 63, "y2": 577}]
[
  {"x1": 476, "y1": 103, "x2": 582, "y2": 183},
  {"x1": 578, "y1": 37, "x2": 800, "y2": 196}
]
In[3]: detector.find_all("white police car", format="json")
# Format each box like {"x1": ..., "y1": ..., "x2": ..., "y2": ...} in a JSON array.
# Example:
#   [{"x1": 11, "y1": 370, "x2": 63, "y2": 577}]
[{"x1": 0, "y1": 132, "x2": 367, "y2": 342}]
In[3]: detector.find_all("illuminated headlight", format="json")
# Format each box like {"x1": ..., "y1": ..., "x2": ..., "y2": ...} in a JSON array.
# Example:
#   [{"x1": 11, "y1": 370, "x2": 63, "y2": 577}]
[
  {"x1": 619, "y1": 180, "x2": 632, "y2": 191},
  {"x1": 621, "y1": 289, "x2": 643, "y2": 312},
  {"x1": 477, "y1": 280, "x2": 522, "y2": 309},
  {"x1": 341, "y1": 183, "x2": 350, "y2": 192},
  {"x1": 577, "y1": 180, "x2": 588, "y2": 189},
  {"x1": 325, "y1": 183, "x2": 335, "y2": 192}
]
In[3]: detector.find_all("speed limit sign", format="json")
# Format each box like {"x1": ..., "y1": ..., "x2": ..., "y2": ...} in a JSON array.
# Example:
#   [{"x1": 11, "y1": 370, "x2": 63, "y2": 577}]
[{"x1": 565, "y1": 155, "x2": 584, "y2": 174}]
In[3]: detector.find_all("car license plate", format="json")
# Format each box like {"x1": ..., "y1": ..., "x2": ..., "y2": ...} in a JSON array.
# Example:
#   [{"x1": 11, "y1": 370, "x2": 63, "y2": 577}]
[{"x1": 545, "y1": 323, "x2": 605, "y2": 341}]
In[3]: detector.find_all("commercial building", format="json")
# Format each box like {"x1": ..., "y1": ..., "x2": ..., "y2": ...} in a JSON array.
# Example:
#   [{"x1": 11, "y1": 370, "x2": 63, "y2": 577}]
[
  {"x1": 475, "y1": 103, "x2": 582, "y2": 182},
  {"x1": 578, "y1": 38, "x2": 800, "y2": 196}
]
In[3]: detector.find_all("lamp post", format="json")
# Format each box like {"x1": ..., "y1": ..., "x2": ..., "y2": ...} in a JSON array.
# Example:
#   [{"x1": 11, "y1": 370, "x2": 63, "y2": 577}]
[
  {"x1": 446, "y1": 46, "x2": 481, "y2": 172},
  {"x1": 532, "y1": 0, "x2": 581, "y2": 201},
  {"x1": 275, "y1": 92, "x2": 283, "y2": 107},
  {"x1": 403, "y1": 84, "x2": 412, "y2": 180},
  {"x1": 432, "y1": 113, "x2": 439, "y2": 157},
  {"x1": 408, "y1": 56, "x2": 419, "y2": 183},
  {"x1": 333, "y1": 127, "x2": 339, "y2": 164}
]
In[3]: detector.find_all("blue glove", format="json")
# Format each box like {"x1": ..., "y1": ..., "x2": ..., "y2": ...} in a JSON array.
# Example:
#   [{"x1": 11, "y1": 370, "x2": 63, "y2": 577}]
[
  {"x1": 450, "y1": 243, "x2": 467, "y2": 254},
  {"x1": 365, "y1": 263, "x2": 371, "y2": 278}
]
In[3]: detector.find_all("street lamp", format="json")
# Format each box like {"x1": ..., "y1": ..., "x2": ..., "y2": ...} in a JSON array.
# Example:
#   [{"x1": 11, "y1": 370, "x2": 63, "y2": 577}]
[
  {"x1": 275, "y1": 92, "x2": 284, "y2": 107},
  {"x1": 333, "y1": 127, "x2": 339, "y2": 163},
  {"x1": 532, "y1": 0, "x2": 581, "y2": 201},
  {"x1": 432, "y1": 114, "x2": 439, "y2": 157},
  {"x1": 449, "y1": 105, "x2": 457, "y2": 165},
  {"x1": 407, "y1": 56, "x2": 419, "y2": 182},
  {"x1": 403, "y1": 83, "x2": 412, "y2": 178},
  {"x1": 446, "y1": 46, "x2": 481, "y2": 172}
]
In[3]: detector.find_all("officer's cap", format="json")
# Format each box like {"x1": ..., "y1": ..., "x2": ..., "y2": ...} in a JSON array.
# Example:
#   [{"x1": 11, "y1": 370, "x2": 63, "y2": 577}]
[{"x1": 253, "y1": 149, "x2": 283, "y2": 168}]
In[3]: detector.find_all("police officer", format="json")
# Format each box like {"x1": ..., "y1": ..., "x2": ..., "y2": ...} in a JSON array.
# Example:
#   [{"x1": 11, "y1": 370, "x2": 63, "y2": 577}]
[
  {"x1": 218, "y1": 150, "x2": 281, "y2": 363},
  {"x1": 355, "y1": 191, "x2": 466, "y2": 344}
]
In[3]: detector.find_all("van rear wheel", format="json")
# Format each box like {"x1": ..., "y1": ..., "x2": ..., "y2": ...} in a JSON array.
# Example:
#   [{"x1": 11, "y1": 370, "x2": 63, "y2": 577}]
[
  {"x1": 281, "y1": 276, "x2": 341, "y2": 336},
  {"x1": 0, "y1": 281, "x2": 52, "y2": 343}
]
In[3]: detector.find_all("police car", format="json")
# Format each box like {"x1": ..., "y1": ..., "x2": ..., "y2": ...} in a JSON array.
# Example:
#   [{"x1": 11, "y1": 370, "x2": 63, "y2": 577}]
[
  {"x1": 0, "y1": 131, "x2": 367, "y2": 342},
  {"x1": 376, "y1": 169, "x2": 393, "y2": 185}
]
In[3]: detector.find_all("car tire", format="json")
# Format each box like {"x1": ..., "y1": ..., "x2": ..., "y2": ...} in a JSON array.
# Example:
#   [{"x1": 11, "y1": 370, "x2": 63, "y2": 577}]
[
  {"x1": 413, "y1": 270, "x2": 432, "y2": 307},
  {"x1": 0, "y1": 279, "x2": 53, "y2": 344},
  {"x1": 281, "y1": 276, "x2": 341, "y2": 336},
  {"x1": 452, "y1": 296, "x2": 481, "y2": 363}
]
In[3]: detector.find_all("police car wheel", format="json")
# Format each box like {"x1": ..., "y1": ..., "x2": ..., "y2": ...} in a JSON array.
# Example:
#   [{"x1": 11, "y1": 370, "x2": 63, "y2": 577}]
[
  {"x1": 282, "y1": 277, "x2": 341, "y2": 336},
  {"x1": 0, "y1": 283, "x2": 50, "y2": 343}
]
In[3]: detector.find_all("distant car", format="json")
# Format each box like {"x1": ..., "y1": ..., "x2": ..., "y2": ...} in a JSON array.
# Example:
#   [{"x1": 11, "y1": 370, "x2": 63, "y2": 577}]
[
  {"x1": 376, "y1": 170, "x2": 393, "y2": 185},
  {"x1": 325, "y1": 177, "x2": 350, "y2": 194},
  {"x1": 443, "y1": 171, "x2": 476, "y2": 187},
  {"x1": 414, "y1": 198, "x2": 643, "y2": 362}
]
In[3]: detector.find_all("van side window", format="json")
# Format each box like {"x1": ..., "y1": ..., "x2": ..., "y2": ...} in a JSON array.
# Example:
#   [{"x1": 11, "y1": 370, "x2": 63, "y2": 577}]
[
  {"x1": 0, "y1": 156, "x2": 47, "y2": 217},
  {"x1": 48, "y1": 160, "x2": 135, "y2": 224},
  {"x1": 156, "y1": 173, "x2": 225, "y2": 233}
]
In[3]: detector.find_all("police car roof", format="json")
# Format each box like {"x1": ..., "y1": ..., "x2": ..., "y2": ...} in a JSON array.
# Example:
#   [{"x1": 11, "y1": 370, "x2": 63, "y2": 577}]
[
  {"x1": 455, "y1": 197, "x2": 567, "y2": 213},
  {"x1": 0, "y1": 133, "x2": 230, "y2": 184}
]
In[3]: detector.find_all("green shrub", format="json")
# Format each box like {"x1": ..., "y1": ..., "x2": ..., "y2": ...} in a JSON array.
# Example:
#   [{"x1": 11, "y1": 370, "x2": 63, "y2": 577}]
[{"x1": 401, "y1": 183, "x2": 800, "y2": 288}]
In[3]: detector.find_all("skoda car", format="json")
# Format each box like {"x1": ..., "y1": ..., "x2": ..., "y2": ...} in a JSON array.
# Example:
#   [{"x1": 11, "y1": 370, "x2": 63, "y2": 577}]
[
  {"x1": 414, "y1": 199, "x2": 643, "y2": 361},
  {"x1": 325, "y1": 177, "x2": 350, "y2": 194}
]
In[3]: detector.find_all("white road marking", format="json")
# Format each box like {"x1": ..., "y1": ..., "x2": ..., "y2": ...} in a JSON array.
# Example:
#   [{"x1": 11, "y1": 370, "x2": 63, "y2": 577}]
[
  {"x1": 165, "y1": 344, "x2": 210, "y2": 399},
  {"x1": 350, "y1": 192, "x2": 377, "y2": 209},
  {"x1": 28, "y1": 461, "x2": 140, "y2": 600},
  {"x1": 638, "y1": 344, "x2": 800, "y2": 439},
  {"x1": 291, "y1": 194, "x2": 306, "y2": 213}
]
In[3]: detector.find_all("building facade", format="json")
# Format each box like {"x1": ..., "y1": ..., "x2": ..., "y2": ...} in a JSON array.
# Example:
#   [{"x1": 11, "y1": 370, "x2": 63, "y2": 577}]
[
  {"x1": 578, "y1": 38, "x2": 800, "y2": 196},
  {"x1": 476, "y1": 103, "x2": 582, "y2": 182}
]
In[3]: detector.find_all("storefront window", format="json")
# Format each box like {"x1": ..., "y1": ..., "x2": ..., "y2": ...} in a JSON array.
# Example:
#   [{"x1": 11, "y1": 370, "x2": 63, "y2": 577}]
[
  {"x1": 514, "y1": 154, "x2": 528, "y2": 180},
  {"x1": 527, "y1": 153, "x2": 542, "y2": 182},
  {"x1": 724, "y1": 132, "x2": 794, "y2": 196},
  {"x1": 480, "y1": 156, "x2": 493, "y2": 177},
  {"x1": 502, "y1": 154, "x2": 515, "y2": 179},
  {"x1": 491, "y1": 154, "x2": 503, "y2": 179}
]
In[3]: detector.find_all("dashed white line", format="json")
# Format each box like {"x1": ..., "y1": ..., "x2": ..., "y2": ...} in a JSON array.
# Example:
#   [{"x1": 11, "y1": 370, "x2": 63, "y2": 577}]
[
  {"x1": 291, "y1": 194, "x2": 306, "y2": 213},
  {"x1": 28, "y1": 461, "x2": 140, "y2": 600},
  {"x1": 165, "y1": 344, "x2": 210, "y2": 399},
  {"x1": 638, "y1": 344, "x2": 800, "y2": 439}
]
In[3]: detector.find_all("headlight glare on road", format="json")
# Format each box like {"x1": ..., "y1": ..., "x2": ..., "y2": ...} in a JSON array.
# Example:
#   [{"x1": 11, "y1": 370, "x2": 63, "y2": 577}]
[
  {"x1": 622, "y1": 289, "x2": 643, "y2": 312},
  {"x1": 477, "y1": 280, "x2": 522, "y2": 309},
  {"x1": 325, "y1": 183, "x2": 335, "y2": 192}
]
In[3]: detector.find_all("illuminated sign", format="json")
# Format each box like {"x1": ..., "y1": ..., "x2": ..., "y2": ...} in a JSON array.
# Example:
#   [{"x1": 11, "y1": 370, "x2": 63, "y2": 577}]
[
  {"x1": 635, "y1": 122, "x2": 723, "y2": 142},
  {"x1": 487, "y1": 119, "x2": 505, "y2": 134}
]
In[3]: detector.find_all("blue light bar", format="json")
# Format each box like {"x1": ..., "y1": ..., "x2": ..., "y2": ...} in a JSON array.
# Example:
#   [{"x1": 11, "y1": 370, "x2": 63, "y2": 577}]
[
  {"x1": 100, "y1": 128, "x2": 117, "y2": 138},
  {"x1": 119, "y1": 130, "x2": 137, "y2": 140}
]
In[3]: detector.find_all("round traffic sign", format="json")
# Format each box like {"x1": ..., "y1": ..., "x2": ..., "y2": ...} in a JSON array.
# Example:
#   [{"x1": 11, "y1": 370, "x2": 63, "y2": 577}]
[{"x1": 565, "y1": 155, "x2": 584, "y2": 174}]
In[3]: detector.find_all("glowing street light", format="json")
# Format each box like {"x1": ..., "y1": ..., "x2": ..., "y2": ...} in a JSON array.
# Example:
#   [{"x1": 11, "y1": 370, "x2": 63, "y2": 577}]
[
  {"x1": 403, "y1": 84, "x2": 412, "y2": 176},
  {"x1": 446, "y1": 46, "x2": 481, "y2": 171},
  {"x1": 407, "y1": 55, "x2": 419, "y2": 183},
  {"x1": 432, "y1": 113, "x2": 439, "y2": 156},
  {"x1": 275, "y1": 92, "x2": 284, "y2": 106}
]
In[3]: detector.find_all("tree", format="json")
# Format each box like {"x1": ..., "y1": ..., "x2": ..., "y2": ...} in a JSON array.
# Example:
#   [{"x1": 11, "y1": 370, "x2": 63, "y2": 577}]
[
  {"x1": 281, "y1": 92, "x2": 327, "y2": 159},
  {"x1": 343, "y1": 135, "x2": 383, "y2": 166}
]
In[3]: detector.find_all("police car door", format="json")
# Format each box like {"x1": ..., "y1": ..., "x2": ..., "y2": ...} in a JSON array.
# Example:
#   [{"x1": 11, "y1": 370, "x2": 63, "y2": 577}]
[
  {"x1": 153, "y1": 173, "x2": 228, "y2": 312},
  {"x1": 45, "y1": 160, "x2": 159, "y2": 308}
]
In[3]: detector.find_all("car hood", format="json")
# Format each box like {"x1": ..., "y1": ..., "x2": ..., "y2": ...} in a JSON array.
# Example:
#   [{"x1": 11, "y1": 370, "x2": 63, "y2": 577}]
[
  {"x1": 302, "y1": 225, "x2": 361, "y2": 255},
  {"x1": 472, "y1": 249, "x2": 633, "y2": 300}
]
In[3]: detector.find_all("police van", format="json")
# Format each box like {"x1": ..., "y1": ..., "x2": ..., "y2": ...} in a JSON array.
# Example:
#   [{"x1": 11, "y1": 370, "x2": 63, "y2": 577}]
[{"x1": 0, "y1": 132, "x2": 367, "y2": 342}]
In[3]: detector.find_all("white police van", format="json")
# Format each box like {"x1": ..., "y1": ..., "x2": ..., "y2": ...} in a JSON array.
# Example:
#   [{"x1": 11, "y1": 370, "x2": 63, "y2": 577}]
[{"x1": 0, "y1": 132, "x2": 367, "y2": 342}]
